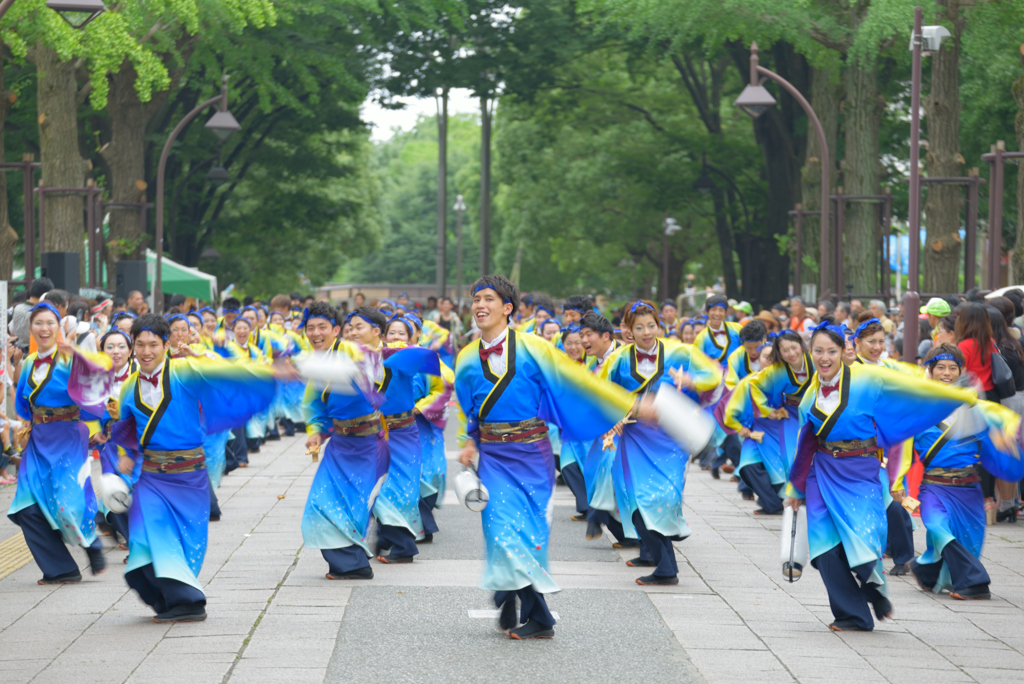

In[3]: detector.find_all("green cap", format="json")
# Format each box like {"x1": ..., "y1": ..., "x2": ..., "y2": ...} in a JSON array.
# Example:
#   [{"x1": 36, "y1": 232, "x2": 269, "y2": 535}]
[
  {"x1": 920, "y1": 297, "x2": 950, "y2": 317},
  {"x1": 735, "y1": 301, "x2": 753, "y2": 315}
]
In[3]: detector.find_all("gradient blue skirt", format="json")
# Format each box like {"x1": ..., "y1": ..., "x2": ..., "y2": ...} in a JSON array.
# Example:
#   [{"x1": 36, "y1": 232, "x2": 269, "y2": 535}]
[
  {"x1": 202, "y1": 431, "x2": 230, "y2": 490},
  {"x1": 126, "y1": 468, "x2": 210, "y2": 593},
  {"x1": 560, "y1": 438, "x2": 589, "y2": 470},
  {"x1": 372, "y1": 424, "x2": 423, "y2": 538},
  {"x1": 918, "y1": 482, "x2": 986, "y2": 571},
  {"x1": 584, "y1": 436, "x2": 618, "y2": 515},
  {"x1": 302, "y1": 433, "x2": 389, "y2": 556},
  {"x1": 281, "y1": 381, "x2": 306, "y2": 423},
  {"x1": 738, "y1": 415, "x2": 798, "y2": 485},
  {"x1": 8, "y1": 421, "x2": 97, "y2": 548},
  {"x1": 416, "y1": 415, "x2": 446, "y2": 503},
  {"x1": 805, "y1": 452, "x2": 888, "y2": 591},
  {"x1": 617, "y1": 422, "x2": 690, "y2": 540},
  {"x1": 478, "y1": 438, "x2": 559, "y2": 594}
]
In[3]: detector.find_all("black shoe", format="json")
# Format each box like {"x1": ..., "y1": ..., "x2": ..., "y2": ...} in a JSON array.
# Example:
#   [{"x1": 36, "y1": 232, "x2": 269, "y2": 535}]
[
  {"x1": 153, "y1": 603, "x2": 207, "y2": 623},
  {"x1": 570, "y1": 513, "x2": 586, "y2": 522},
  {"x1": 420, "y1": 533, "x2": 433, "y2": 544},
  {"x1": 38, "y1": 571, "x2": 82, "y2": 585},
  {"x1": 889, "y1": 564, "x2": 909, "y2": 576},
  {"x1": 266, "y1": 430, "x2": 281, "y2": 441},
  {"x1": 996, "y1": 507, "x2": 1018, "y2": 523},
  {"x1": 295, "y1": 422, "x2": 306, "y2": 432},
  {"x1": 907, "y1": 562, "x2": 933, "y2": 593},
  {"x1": 376, "y1": 554, "x2": 414, "y2": 564},
  {"x1": 731, "y1": 476, "x2": 741, "y2": 483},
  {"x1": 86, "y1": 546, "x2": 107, "y2": 576},
  {"x1": 556, "y1": 474, "x2": 565, "y2": 486},
  {"x1": 829, "y1": 619, "x2": 871, "y2": 632},
  {"x1": 282, "y1": 420, "x2": 296, "y2": 437},
  {"x1": 626, "y1": 557, "x2": 656, "y2": 568},
  {"x1": 754, "y1": 508, "x2": 782, "y2": 516},
  {"x1": 611, "y1": 540, "x2": 639, "y2": 549},
  {"x1": 507, "y1": 619, "x2": 554, "y2": 640},
  {"x1": 246, "y1": 438, "x2": 261, "y2": 452},
  {"x1": 209, "y1": 513, "x2": 221, "y2": 522},
  {"x1": 326, "y1": 566, "x2": 374, "y2": 580},
  {"x1": 950, "y1": 584, "x2": 991, "y2": 600},
  {"x1": 742, "y1": 493, "x2": 755, "y2": 501},
  {"x1": 499, "y1": 597, "x2": 518, "y2": 630},
  {"x1": 710, "y1": 467, "x2": 721, "y2": 480},
  {"x1": 635, "y1": 573, "x2": 679, "y2": 586},
  {"x1": 585, "y1": 518, "x2": 603, "y2": 541},
  {"x1": 95, "y1": 516, "x2": 114, "y2": 537},
  {"x1": 872, "y1": 597, "x2": 893, "y2": 621}
]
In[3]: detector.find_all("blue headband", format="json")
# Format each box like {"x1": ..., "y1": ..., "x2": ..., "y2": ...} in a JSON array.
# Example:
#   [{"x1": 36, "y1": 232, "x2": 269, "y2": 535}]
[
  {"x1": 757, "y1": 342, "x2": 773, "y2": 353},
  {"x1": 111, "y1": 311, "x2": 137, "y2": 322},
  {"x1": 404, "y1": 313, "x2": 422, "y2": 329},
  {"x1": 850, "y1": 318, "x2": 880, "y2": 341},
  {"x1": 230, "y1": 315, "x2": 253, "y2": 330},
  {"x1": 564, "y1": 304, "x2": 587, "y2": 314},
  {"x1": 536, "y1": 306, "x2": 556, "y2": 318},
  {"x1": 768, "y1": 331, "x2": 779, "y2": 339},
  {"x1": 630, "y1": 301, "x2": 656, "y2": 314},
  {"x1": 242, "y1": 306, "x2": 259, "y2": 316},
  {"x1": 166, "y1": 313, "x2": 189, "y2": 327},
  {"x1": 561, "y1": 323, "x2": 581, "y2": 335},
  {"x1": 100, "y1": 329, "x2": 133, "y2": 349},
  {"x1": 811, "y1": 320, "x2": 847, "y2": 340},
  {"x1": 301, "y1": 307, "x2": 338, "y2": 330},
  {"x1": 926, "y1": 352, "x2": 961, "y2": 367},
  {"x1": 30, "y1": 302, "x2": 61, "y2": 322},
  {"x1": 344, "y1": 311, "x2": 379, "y2": 329},
  {"x1": 473, "y1": 284, "x2": 511, "y2": 304},
  {"x1": 706, "y1": 301, "x2": 728, "y2": 310},
  {"x1": 386, "y1": 314, "x2": 414, "y2": 336},
  {"x1": 222, "y1": 307, "x2": 240, "y2": 314},
  {"x1": 196, "y1": 306, "x2": 216, "y2": 318},
  {"x1": 381, "y1": 299, "x2": 396, "y2": 309},
  {"x1": 138, "y1": 326, "x2": 169, "y2": 342}
]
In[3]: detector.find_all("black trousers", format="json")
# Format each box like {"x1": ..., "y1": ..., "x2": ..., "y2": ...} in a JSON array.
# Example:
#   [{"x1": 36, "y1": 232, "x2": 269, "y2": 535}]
[
  {"x1": 494, "y1": 586, "x2": 555, "y2": 627},
  {"x1": 105, "y1": 510, "x2": 130, "y2": 544},
  {"x1": 419, "y1": 492, "x2": 439, "y2": 536},
  {"x1": 375, "y1": 522, "x2": 418, "y2": 557},
  {"x1": 812, "y1": 543, "x2": 885, "y2": 631},
  {"x1": 560, "y1": 461, "x2": 589, "y2": 514},
  {"x1": 322, "y1": 546, "x2": 370, "y2": 574},
  {"x1": 11, "y1": 503, "x2": 99, "y2": 579},
  {"x1": 587, "y1": 509, "x2": 630, "y2": 545},
  {"x1": 226, "y1": 427, "x2": 248, "y2": 468},
  {"x1": 631, "y1": 509, "x2": 679, "y2": 578},
  {"x1": 739, "y1": 462, "x2": 783, "y2": 513},
  {"x1": 911, "y1": 539, "x2": 990, "y2": 592},
  {"x1": 125, "y1": 563, "x2": 206, "y2": 614},
  {"x1": 208, "y1": 479, "x2": 221, "y2": 519},
  {"x1": 885, "y1": 500, "x2": 915, "y2": 565}
]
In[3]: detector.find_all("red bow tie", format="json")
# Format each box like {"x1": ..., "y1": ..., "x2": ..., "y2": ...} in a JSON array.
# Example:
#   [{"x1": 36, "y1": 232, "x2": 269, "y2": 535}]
[
  {"x1": 33, "y1": 355, "x2": 55, "y2": 370},
  {"x1": 821, "y1": 384, "x2": 838, "y2": 398},
  {"x1": 140, "y1": 372, "x2": 161, "y2": 388},
  {"x1": 114, "y1": 370, "x2": 130, "y2": 383},
  {"x1": 479, "y1": 341, "x2": 504, "y2": 362},
  {"x1": 637, "y1": 351, "x2": 657, "y2": 364}
]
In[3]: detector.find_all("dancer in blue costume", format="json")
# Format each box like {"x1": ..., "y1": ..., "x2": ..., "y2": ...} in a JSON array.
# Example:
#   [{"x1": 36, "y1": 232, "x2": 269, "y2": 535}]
[
  {"x1": 399, "y1": 313, "x2": 454, "y2": 543},
  {"x1": 113, "y1": 314, "x2": 279, "y2": 623},
  {"x1": 456, "y1": 275, "x2": 646, "y2": 640},
  {"x1": 724, "y1": 330, "x2": 812, "y2": 515},
  {"x1": 96, "y1": 329, "x2": 139, "y2": 544},
  {"x1": 302, "y1": 303, "x2": 390, "y2": 580},
  {"x1": 8, "y1": 303, "x2": 110, "y2": 584},
  {"x1": 708, "y1": 320, "x2": 767, "y2": 484},
  {"x1": 692, "y1": 294, "x2": 742, "y2": 368},
  {"x1": 894, "y1": 344, "x2": 1024, "y2": 600},
  {"x1": 367, "y1": 313, "x2": 441, "y2": 563},
  {"x1": 785, "y1": 317, "x2": 977, "y2": 632},
  {"x1": 555, "y1": 323, "x2": 591, "y2": 521},
  {"x1": 849, "y1": 312, "x2": 921, "y2": 575},
  {"x1": 598, "y1": 301, "x2": 722, "y2": 586},
  {"x1": 575, "y1": 312, "x2": 638, "y2": 548}
]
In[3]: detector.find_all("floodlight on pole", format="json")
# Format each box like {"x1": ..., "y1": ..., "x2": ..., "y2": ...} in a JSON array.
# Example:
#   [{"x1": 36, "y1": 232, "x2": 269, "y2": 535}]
[{"x1": 45, "y1": 0, "x2": 106, "y2": 28}]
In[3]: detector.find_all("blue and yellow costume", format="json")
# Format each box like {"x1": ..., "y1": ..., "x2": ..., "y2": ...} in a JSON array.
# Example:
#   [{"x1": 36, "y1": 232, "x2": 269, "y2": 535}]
[
  {"x1": 598, "y1": 338, "x2": 721, "y2": 579},
  {"x1": 456, "y1": 326, "x2": 635, "y2": 628},
  {"x1": 787, "y1": 362, "x2": 976, "y2": 630},
  {"x1": 692, "y1": 321, "x2": 742, "y2": 368},
  {"x1": 115, "y1": 355, "x2": 276, "y2": 615},
  {"x1": 8, "y1": 330, "x2": 110, "y2": 582},
  {"x1": 413, "y1": 361, "x2": 454, "y2": 538}
]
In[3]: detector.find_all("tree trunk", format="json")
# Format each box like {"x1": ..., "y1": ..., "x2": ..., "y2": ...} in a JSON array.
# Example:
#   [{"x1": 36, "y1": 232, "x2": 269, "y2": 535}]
[
  {"x1": 800, "y1": 64, "x2": 841, "y2": 297},
  {"x1": 34, "y1": 43, "x2": 86, "y2": 254},
  {"x1": 710, "y1": 187, "x2": 738, "y2": 298},
  {"x1": 0, "y1": 54, "x2": 17, "y2": 281},
  {"x1": 1011, "y1": 52, "x2": 1024, "y2": 282},
  {"x1": 923, "y1": 0, "x2": 965, "y2": 293},
  {"x1": 100, "y1": 60, "x2": 149, "y2": 289},
  {"x1": 436, "y1": 89, "x2": 448, "y2": 297},
  {"x1": 841, "y1": 60, "x2": 882, "y2": 294},
  {"x1": 479, "y1": 96, "x2": 491, "y2": 275}
]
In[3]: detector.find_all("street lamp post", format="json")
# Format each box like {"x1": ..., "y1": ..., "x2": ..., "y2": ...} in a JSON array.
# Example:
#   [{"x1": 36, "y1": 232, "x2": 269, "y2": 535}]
[
  {"x1": 735, "y1": 41, "x2": 830, "y2": 300},
  {"x1": 154, "y1": 75, "x2": 239, "y2": 313},
  {"x1": 453, "y1": 194, "x2": 466, "y2": 310},
  {"x1": 663, "y1": 216, "x2": 681, "y2": 299}
]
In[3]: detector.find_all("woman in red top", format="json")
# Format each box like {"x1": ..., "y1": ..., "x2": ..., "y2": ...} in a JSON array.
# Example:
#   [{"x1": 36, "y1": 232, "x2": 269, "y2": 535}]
[{"x1": 956, "y1": 303, "x2": 998, "y2": 400}]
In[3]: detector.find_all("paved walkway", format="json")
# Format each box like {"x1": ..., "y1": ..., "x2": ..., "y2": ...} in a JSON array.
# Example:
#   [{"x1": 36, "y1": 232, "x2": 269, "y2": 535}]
[{"x1": 0, "y1": 431, "x2": 1022, "y2": 684}]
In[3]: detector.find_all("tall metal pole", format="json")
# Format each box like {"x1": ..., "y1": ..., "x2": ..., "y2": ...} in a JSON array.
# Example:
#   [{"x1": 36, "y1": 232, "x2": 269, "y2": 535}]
[
  {"x1": 155, "y1": 80, "x2": 228, "y2": 314},
  {"x1": 904, "y1": 6, "x2": 924, "y2": 358},
  {"x1": 435, "y1": 88, "x2": 448, "y2": 298},
  {"x1": 455, "y1": 196, "x2": 464, "y2": 310},
  {"x1": 662, "y1": 215, "x2": 669, "y2": 299},
  {"x1": 479, "y1": 96, "x2": 492, "y2": 276},
  {"x1": 989, "y1": 142, "x2": 1005, "y2": 289},
  {"x1": 750, "y1": 43, "x2": 830, "y2": 299},
  {"x1": 793, "y1": 204, "x2": 803, "y2": 295}
]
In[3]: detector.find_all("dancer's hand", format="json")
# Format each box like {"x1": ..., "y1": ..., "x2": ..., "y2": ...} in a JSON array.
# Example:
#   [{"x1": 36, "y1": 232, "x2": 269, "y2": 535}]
[
  {"x1": 635, "y1": 395, "x2": 658, "y2": 424},
  {"x1": 738, "y1": 427, "x2": 752, "y2": 440},
  {"x1": 118, "y1": 453, "x2": 134, "y2": 475},
  {"x1": 785, "y1": 497, "x2": 801, "y2": 511},
  {"x1": 459, "y1": 443, "x2": 478, "y2": 466},
  {"x1": 890, "y1": 489, "x2": 904, "y2": 504},
  {"x1": 305, "y1": 433, "x2": 322, "y2": 452}
]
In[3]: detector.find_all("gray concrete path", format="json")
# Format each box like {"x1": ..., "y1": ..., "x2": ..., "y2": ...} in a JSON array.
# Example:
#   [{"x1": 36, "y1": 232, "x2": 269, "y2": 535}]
[{"x1": 0, "y1": 430, "x2": 1022, "y2": 684}]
